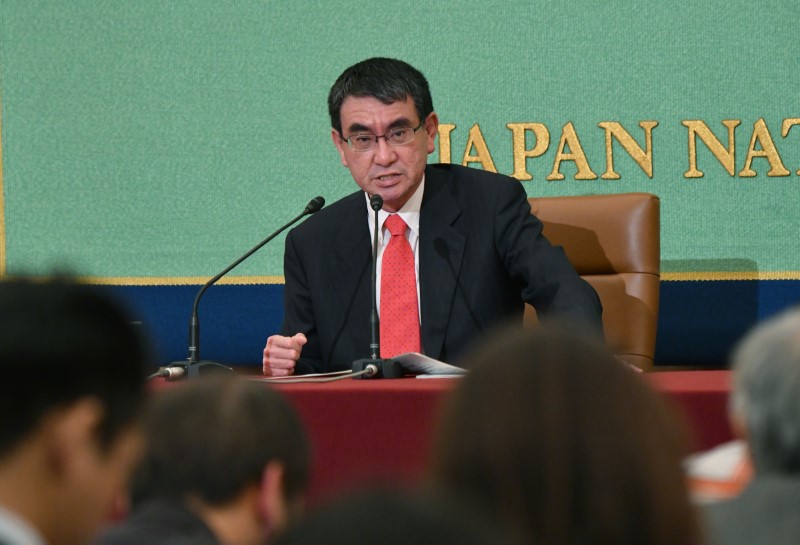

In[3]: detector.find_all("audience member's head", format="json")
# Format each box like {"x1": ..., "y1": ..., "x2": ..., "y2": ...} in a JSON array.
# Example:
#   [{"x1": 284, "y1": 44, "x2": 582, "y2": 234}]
[
  {"x1": 272, "y1": 488, "x2": 502, "y2": 545},
  {"x1": 109, "y1": 376, "x2": 310, "y2": 545},
  {"x1": 728, "y1": 307, "x2": 800, "y2": 475},
  {"x1": 0, "y1": 276, "x2": 149, "y2": 545},
  {"x1": 430, "y1": 326, "x2": 702, "y2": 545}
]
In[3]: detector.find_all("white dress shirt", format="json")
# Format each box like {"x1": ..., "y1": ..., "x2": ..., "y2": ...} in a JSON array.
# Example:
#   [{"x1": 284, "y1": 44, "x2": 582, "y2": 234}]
[
  {"x1": 0, "y1": 506, "x2": 47, "y2": 545},
  {"x1": 364, "y1": 176, "x2": 424, "y2": 320}
]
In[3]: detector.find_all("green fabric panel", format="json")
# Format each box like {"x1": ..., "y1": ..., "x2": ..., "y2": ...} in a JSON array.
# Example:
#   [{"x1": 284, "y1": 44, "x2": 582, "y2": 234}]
[{"x1": 1, "y1": 0, "x2": 798, "y2": 277}]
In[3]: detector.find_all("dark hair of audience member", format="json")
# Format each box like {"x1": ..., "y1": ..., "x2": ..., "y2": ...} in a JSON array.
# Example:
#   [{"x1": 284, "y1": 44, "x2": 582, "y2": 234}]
[
  {"x1": 129, "y1": 376, "x2": 310, "y2": 509},
  {"x1": 272, "y1": 488, "x2": 504, "y2": 545},
  {"x1": 430, "y1": 326, "x2": 702, "y2": 545},
  {"x1": 0, "y1": 276, "x2": 149, "y2": 456}
]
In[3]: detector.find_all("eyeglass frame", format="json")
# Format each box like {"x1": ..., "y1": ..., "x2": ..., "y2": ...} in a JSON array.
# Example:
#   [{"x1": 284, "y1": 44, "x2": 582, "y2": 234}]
[{"x1": 339, "y1": 120, "x2": 426, "y2": 152}]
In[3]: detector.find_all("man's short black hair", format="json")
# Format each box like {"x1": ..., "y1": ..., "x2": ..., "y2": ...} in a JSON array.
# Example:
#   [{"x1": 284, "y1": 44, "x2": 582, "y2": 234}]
[
  {"x1": 130, "y1": 376, "x2": 310, "y2": 507},
  {"x1": 328, "y1": 57, "x2": 434, "y2": 135},
  {"x1": 0, "y1": 277, "x2": 149, "y2": 455}
]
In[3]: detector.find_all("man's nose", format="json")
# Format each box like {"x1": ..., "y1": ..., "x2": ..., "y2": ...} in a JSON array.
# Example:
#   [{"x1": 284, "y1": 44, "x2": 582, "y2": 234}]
[{"x1": 373, "y1": 136, "x2": 397, "y2": 165}]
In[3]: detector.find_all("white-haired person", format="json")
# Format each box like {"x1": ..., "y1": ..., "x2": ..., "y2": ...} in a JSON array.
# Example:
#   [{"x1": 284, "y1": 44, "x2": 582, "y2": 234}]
[{"x1": 704, "y1": 307, "x2": 800, "y2": 545}]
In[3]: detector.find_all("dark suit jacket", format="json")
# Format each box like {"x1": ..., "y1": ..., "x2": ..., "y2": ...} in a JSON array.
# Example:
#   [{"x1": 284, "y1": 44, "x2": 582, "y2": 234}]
[
  {"x1": 281, "y1": 163, "x2": 602, "y2": 374},
  {"x1": 704, "y1": 475, "x2": 800, "y2": 545},
  {"x1": 94, "y1": 500, "x2": 219, "y2": 545}
]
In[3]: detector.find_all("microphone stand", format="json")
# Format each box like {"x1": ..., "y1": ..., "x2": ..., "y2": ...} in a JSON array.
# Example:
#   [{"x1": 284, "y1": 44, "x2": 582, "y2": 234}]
[
  {"x1": 167, "y1": 197, "x2": 326, "y2": 379},
  {"x1": 352, "y1": 195, "x2": 405, "y2": 379}
]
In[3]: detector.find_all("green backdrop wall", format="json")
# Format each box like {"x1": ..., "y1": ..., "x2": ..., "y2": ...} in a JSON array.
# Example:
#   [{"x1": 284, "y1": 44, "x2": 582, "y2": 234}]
[{"x1": 2, "y1": 1, "x2": 799, "y2": 366}]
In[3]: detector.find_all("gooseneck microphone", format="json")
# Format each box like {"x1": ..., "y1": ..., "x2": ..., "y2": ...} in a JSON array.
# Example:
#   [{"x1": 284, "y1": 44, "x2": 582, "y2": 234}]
[
  {"x1": 368, "y1": 194, "x2": 383, "y2": 359},
  {"x1": 166, "y1": 196, "x2": 326, "y2": 379},
  {"x1": 352, "y1": 194, "x2": 405, "y2": 379}
]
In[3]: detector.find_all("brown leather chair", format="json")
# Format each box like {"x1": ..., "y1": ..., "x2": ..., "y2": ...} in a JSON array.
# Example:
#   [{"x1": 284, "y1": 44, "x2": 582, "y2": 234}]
[{"x1": 526, "y1": 193, "x2": 660, "y2": 370}]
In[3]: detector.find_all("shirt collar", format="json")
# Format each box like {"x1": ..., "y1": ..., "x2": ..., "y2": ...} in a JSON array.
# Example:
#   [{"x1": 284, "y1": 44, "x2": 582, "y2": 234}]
[
  {"x1": 364, "y1": 175, "x2": 425, "y2": 237},
  {"x1": 0, "y1": 506, "x2": 47, "y2": 545}
]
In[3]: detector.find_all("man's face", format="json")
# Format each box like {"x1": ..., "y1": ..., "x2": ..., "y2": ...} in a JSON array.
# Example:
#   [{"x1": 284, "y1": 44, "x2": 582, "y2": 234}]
[
  {"x1": 56, "y1": 417, "x2": 143, "y2": 545},
  {"x1": 332, "y1": 96, "x2": 438, "y2": 213}
]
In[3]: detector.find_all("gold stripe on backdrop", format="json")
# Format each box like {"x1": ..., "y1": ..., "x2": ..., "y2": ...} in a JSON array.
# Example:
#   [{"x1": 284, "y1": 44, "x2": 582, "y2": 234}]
[
  {"x1": 77, "y1": 275, "x2": 285, "y2": 286},
  {"x1": 662, "y1": 271, "x2": 800, "y2": 281},
  {"x1": 75, "y1": 271, "x2": 800, "y2": 285},
  {"x1": 5, "y1": 271, "x2": 800, "y2": 286}
]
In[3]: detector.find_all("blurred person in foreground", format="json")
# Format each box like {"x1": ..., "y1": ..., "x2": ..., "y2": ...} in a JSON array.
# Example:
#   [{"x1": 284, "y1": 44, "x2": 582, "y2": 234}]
[
  {"x1": 272, "y1": 488, "x2": 503, "y2": 545},
  {"x1": 0, "y1": 277, "x2": 149, "y2": 545},
  {"x1": 703, "y1": 307, "x2": 800, "y2": 545},
  {"x1": 95, "y1": 376, "x2": 310, "y2": 545},
  {"x1": 429, "y1": 325, "x2": 702, "y2": 545}
]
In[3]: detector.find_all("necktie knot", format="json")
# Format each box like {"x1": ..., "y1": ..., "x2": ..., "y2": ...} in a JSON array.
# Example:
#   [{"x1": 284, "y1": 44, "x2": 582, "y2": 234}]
[{"x1": 384, "y1": 214, "x2": 408, "y2": 237}]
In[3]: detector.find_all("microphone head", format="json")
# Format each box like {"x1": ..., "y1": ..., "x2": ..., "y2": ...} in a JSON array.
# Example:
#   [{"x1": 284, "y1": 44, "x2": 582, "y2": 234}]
[
  {"x1": 304, "y1": 196, "x2": 326, "y2": 214},
  {"x1": 370, "y1": 194, "x2": 384, "y2": 211}
]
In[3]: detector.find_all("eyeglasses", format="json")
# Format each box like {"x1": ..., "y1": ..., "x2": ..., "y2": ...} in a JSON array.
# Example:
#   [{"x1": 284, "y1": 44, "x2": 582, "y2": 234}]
[{"x1": 341, "y1": 121, "x2": 425, "y2": 152}]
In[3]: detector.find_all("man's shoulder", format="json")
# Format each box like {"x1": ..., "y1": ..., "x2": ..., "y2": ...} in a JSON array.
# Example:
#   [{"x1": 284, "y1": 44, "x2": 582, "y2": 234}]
[
  {"x1": 95, "y1": 500, "x2": 219, "y2": 545},
  {"x1": 426, "y1": 164, "x2": 525, "y2": 198},
  {"x1": 427, "y1": 163, "x2": 521, "y2": 187},
  {"x1": 290, "y1": 190, "x2": 364, "y2": 237},
  {"x1": 704, "y1": 476, "x2": 800, "y2": 538},
  {"x1": 314, "y1": 190, "x2": 364, "y2": 218},
  {"x1": 705, "y1": 475, "x2": 800, "y2": 524},
  {"x1": 424, "y1": 164, "x2": 527, "y2": 210}
]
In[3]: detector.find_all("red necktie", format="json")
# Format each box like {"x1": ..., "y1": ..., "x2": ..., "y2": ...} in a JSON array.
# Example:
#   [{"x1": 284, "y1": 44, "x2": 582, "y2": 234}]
[{"x1": 380, "y1": 214, "x2": 421, "y2": 358}]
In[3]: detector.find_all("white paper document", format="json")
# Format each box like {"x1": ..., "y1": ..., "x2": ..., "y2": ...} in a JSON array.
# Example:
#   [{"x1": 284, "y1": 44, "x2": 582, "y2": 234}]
[{"x1": 391, "y1": 352, "x2": 468, "y2": 375}]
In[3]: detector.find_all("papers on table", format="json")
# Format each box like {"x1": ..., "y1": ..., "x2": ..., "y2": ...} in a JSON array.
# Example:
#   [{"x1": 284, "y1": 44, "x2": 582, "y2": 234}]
[{"x1": 390, "y1": 352, "x2": 468, "y2": 376}]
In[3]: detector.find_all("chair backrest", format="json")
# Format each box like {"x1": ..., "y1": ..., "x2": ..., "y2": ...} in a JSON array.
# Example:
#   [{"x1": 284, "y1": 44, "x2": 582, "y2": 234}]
[{"x1": 526, "y1": 193, "x2": 660, "y2": 370}]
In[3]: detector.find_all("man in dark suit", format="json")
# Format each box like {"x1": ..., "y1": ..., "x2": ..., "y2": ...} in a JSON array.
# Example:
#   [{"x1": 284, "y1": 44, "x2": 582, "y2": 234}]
[{"x1": 262, "y1": 57, "x2": 602, "y2": 376}]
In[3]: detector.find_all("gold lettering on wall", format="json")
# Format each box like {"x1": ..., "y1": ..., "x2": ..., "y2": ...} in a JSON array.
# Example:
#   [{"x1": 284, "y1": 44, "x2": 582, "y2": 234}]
[
  {"x1": 437, "y1": 124, "x2": 456, "y2": 164},
  {"x1": 683, "y1": 120, "x2": 741, "y2": 178},
  {"x1": 739, "y1": 118, "x2": 790, "y2": 177},
  {"x1": 462, "y1": 124, "x2": 497, "y2": 173},
  {"x1": 435, "y1": 117, "x2": 798, "y2": 180},
  {"x1": 783, "y1": 118, "x2": 800, "y2": 175},
  {"x1": 546, "y1": 122, "x2": 598, "y2": 180},
  {"x1": 506, "y1": 123, "x2": 550, "y2": 180},
  {"x1": 598, "y1": 121, "x2": 658, "y2": 179}
]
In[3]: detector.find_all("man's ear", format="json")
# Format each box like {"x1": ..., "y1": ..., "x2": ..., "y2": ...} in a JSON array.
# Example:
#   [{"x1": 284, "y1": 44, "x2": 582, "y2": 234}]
[
  {"x1": 331, "y1": 129, "x2": 349, "y2": 167},
  {"x1": 729, "y1": 410, "x2": 748, "y2": 442},
  {"x1": 255, "y1": 461, "x2": 290, "y2": 537},
  {"x1": 44, "y1": 398, "x2": 104, "y2": 477},
  {"x1": 424, "y1": 111, "x2": 439, "y2": 154}
]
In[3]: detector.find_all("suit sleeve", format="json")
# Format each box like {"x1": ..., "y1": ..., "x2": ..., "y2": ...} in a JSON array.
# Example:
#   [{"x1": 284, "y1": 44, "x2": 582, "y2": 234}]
[
  {"x1": 280, "y1": 228, "x2": 325, "y2": 374},
  {"x1": 494, "y1": 181, "x2": 604, "y2": 337}
]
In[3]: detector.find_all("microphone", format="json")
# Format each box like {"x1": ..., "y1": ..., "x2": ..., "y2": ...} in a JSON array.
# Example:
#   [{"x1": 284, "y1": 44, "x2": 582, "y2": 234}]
[
  {"x1": 351, "y1": 194, "x2": 405, "y2": 379},
  {"x1": 304, "y1": 196, "x2": 325, "y2": 214},
  {"x1": 167, "y1": 196, "x2": 326, "y2": 379},
  {"x1": 368, "y1": 194, "x2": 382, "y2": 360},
  {"x1": 146, "y1": 366, "x2": 186, "y2": 381}
]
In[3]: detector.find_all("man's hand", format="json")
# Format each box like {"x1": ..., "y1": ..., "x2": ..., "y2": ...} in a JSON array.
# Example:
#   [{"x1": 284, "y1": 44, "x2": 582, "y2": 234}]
[{"x1": 262, "y1": 333, "x2": 307, "y2": 377}]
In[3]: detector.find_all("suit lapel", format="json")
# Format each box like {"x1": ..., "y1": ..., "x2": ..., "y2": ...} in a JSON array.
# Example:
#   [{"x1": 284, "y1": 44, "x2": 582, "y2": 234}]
[
  {"x1": 326, "y1": 194, "x2": 372, "y2": 351},
  {"x1": 419, "y1": 167, "x2": 465, "y2": 360}
]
